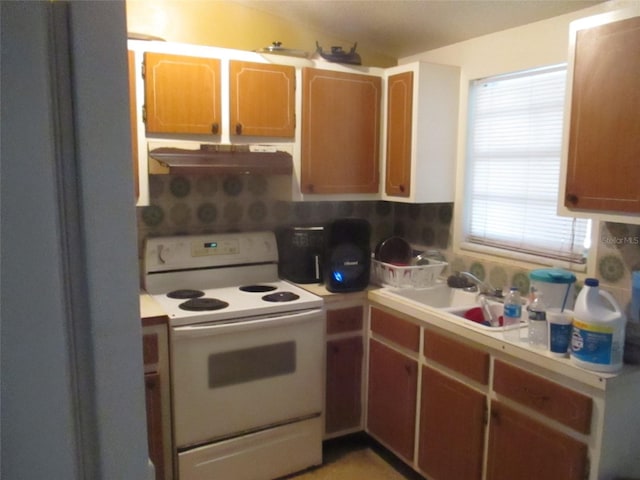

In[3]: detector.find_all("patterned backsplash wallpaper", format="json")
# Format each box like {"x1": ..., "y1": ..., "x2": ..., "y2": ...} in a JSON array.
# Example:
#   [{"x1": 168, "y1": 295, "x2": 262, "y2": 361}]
[
  {"x1": 137, "y1": 173, "x2": 640, "y2": 317},
  {"x1": 137, "y1": 174, "x2": 454, "y2": 252}
]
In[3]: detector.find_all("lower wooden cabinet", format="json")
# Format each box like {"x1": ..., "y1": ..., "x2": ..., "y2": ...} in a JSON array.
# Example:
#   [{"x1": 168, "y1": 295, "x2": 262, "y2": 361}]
[
  {"x1": 325, "y1": 337, "x2": 363, "y2": 434},
  {"x1": 367, "y1": 338, "x2": 418, "y2": 461},
  {"x1": 418, "y1": 366, "x2": 485, "y2": 480},
  {"x1": 493, "y1": 360, "x2": 592, "y2": 434},
  {"x1": 142, "y1": 323, "x2": 172, "y2": 480},
  {"x1": 324, "y1": 303, "x2": 365, "y2": 437},
  {"x1": 486, "y1": 401, "x2": 588, "y2": 480},
  {"x1": 144, "y1": 372, "x2": 165, "y2": 480},
  {"x1": 360, "y1": 301, "x2": 640, "y2": 480}
]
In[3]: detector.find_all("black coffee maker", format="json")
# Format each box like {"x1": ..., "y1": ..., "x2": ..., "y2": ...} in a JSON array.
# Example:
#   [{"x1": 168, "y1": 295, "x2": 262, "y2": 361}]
[{"x1": 323, "y1": 218, "x2": 371, "y2": 293}]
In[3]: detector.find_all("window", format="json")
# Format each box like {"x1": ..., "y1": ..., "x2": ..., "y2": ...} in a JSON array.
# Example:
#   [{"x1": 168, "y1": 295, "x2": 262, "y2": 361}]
[{"x1": 464, "y1": 65, "x2": 589, "y2": 264}]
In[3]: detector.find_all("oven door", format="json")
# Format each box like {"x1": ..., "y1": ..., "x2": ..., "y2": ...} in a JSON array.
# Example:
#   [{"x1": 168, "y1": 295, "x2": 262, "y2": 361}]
[{"x1": 171, "y1": 308, "x2": 324, "y2": 449}]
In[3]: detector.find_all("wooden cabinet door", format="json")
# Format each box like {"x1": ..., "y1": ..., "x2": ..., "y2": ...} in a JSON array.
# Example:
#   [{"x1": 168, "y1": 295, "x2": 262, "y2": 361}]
[
  {"x1": 144, "y1": 52, "x2": 221, "y2": 135},
  {"x1": 486, "y1": 402, "x2": 588, "y2": 480},
  {"x1": 565, "y1": 16, "x2": 640, "y2": 213},
  {"x1": 325, "y1": 336, "x2": 363, "y2": 434},
  {"x1": 128, "y1": 50, "x2": 139, "y2": 200},
  {"x1": 301, "y1": 68, "x2": 381, "y2": 194},
  {"x1": 145, "y1": 372, "x2": 165, "y2": 480},
  {"x1": 385, "y1": 71, "x2": 413, "y2": 197},
  {"x1": 367, "y1": 339, "x2": 418, "y2": 461},
  {"x1": 229, "y1": 61, "x2": 295, "y2": 137},
  {"x1": 418, "y1": 366, "x2": 485, "y2": 480}
]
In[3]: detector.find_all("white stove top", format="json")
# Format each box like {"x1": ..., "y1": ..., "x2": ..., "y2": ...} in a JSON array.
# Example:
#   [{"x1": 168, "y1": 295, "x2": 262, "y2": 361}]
[
  {"x1": 151, "y1": 281, "x2": 323, "y2": 326},
  {"x1": 144, "y1": 232, "x2": 323, "y2": 326}
]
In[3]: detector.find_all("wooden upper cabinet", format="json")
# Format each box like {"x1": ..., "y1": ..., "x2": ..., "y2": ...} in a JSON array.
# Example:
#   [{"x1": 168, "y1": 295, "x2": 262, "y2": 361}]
[
  {"x1": 301, "y1": 68, "x2": 381, "y2": 194},
  {"x1": 144, "y1": 52, "x2": 221, "y2": 135},
  {"x1": 382, "y1": 62, "x2": 459, "y2": 203},
  {"x1": 229, "y1": 61, "x2": 295, "y2": 138},
  {"x1": 565, "y1": 14, "x2": 640, "y2": 214},
  {"x1": 385, "y1": 71, "x2": 413, "y2": 197}
]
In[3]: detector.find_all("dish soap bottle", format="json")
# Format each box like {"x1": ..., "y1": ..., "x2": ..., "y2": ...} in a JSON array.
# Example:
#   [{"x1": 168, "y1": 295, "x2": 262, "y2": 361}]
[
  {"x1": 570, "y1": 278, "x2": 626, "y2": 372},
  {"x1": 527, "y1": 289, "x2": 547, "y2": 349}
]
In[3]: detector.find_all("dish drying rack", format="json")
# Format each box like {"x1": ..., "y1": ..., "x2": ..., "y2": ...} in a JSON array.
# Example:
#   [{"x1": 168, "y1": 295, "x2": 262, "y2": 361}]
[{"x1": 371, "y1": 258, "x2": 448, "y2": 288}]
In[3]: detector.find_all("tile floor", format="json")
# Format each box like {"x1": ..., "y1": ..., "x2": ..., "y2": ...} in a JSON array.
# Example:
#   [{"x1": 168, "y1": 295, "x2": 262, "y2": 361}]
[{"x1": 282, "y1": 434, "x2": 424, "y2": 480}]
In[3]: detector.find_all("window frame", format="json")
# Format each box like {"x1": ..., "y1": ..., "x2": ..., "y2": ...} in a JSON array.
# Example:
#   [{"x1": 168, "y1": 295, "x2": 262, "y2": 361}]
[{"x1": 460, "y1": 64, "x2": 590, "y2": 269}]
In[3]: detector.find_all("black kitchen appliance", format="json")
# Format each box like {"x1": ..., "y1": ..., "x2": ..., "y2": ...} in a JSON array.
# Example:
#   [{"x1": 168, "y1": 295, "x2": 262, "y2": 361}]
[
  {"x1": 323, "y1": 218, "x2": 371, "y2": 293},
  {"x1": 276, "y1": 226, "x2": 325, "y2": 284}
]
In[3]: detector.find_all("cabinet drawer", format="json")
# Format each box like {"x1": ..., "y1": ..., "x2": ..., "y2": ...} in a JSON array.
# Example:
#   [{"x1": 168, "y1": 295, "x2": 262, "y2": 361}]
[
  {"x1": 327, "y1": 306, "x2": 364, "y2": 334},
  {"x1": 370, "y1": 307, "x2": 420, "y2": 352},
  {"x1": 143, "y1": 333, "x2": 159, "y2": 367},
  {"x1": 493, "y1": 360, "x2": 592, "y2": 434},
  {"x1": 424, "y1": 330, "x2": 489, "y2": 385}
]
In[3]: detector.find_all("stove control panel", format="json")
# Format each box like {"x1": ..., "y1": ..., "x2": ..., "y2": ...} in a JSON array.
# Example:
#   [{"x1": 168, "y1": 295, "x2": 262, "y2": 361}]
[
  {"x1": 144, "y1": 231, "x2": 278, "y2": 274},
  {"x1": 192, "y1": 239, "x2": 239, "y2": 257}
]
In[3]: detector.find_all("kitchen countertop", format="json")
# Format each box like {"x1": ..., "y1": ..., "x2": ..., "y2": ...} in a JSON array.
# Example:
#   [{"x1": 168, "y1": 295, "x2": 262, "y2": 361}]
[
  {"x1": 140, "y1": 283, "x2": 640, "y2": 391},
  {"x1": 369, "y1": 287, "x2": 640, "y2": 391},
  {"x1": 291, "y1": 281, "x2": 375, "y2": 304},
  {"x1": 140, "y1": 291, "x2": 168, "y2": 326}
]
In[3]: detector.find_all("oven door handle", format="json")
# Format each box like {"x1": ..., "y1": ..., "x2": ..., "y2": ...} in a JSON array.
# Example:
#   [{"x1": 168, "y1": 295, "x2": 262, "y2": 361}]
[{"x1": 172, "y1": 308, "x2": 323, "y2": 338}]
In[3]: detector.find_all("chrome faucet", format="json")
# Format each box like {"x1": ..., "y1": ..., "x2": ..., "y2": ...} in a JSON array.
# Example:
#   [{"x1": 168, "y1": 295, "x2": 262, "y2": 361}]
[{"x1": 459, "y1": 272, "x2": 503, "y2": 299}]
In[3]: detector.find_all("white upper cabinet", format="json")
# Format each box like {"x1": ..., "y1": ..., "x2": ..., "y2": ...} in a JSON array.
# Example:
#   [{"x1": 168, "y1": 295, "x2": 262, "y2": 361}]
[{"x1": 382, "y1": 61, "x2": 460, "y2": 203}]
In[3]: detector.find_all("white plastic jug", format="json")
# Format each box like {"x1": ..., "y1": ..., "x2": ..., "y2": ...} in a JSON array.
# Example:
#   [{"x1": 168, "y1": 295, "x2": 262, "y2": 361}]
[{"x1": 570, "y1": 278, "x2": 626, "y2": 373}]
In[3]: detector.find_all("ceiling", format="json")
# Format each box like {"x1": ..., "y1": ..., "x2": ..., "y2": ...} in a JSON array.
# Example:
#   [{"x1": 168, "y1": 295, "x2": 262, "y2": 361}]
[{"x1": 233, "y1": 0, "x2": 604, "y2": 59}]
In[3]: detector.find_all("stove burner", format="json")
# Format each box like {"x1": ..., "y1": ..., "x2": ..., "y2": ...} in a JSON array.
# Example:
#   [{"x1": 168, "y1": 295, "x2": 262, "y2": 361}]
[
  {"x1": 167, "y1": 289, "x2": 205, "y2": 300},
  {"x1": 239, "y1": 284, "x2": 278, "y2": 293},
  {"x1": 179, "y1": 298, "x2": 229, "y2": 311},
  {"x1": 262, "y1": 291, "x2": 300, "y2": 303}
]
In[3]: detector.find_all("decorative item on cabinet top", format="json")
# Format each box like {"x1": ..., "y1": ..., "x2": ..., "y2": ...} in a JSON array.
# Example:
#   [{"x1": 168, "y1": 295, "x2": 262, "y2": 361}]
[
  {"x1": 315, "y1": 41, "x2": 362, "y2": 65},
  {"x1": 147, "y1": 143, "x2": 293, "y2": 176},
  {"x1": 255, "y1": 41, "x2": 309, "y2": 58}
]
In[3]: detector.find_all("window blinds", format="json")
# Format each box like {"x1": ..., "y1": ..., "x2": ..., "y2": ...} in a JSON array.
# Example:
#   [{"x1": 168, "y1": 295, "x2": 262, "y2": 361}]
[{"x1": 465, "y1": 65, "x2": 589, "y2": 263}]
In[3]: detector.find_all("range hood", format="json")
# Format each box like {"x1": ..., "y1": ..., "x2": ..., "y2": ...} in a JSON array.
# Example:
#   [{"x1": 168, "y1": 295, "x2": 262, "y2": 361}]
[{"x1": 148, "y1": 144, "x2": 293, "y2": 175}]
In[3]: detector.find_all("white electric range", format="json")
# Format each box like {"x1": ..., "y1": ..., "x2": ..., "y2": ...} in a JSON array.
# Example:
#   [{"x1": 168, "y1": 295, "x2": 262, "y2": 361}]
[{"x1": 143, "y1": 231, "x2": 324, "y2": 480}]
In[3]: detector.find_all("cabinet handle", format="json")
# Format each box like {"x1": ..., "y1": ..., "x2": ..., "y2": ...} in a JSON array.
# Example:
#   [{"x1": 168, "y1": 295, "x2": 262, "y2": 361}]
[
  {"x1": 490, "y1": 408, "x2": 500, "y2": 425},
  {"x1": 235, "y1": 123, "x2": 243, "y2": 135},
  {"x1": 211, "y1": 123, "x2": 219, "y2": 135},
  {"x1": 399, "y1": 185, "x2": 405, "y2": 193},
  {"x1": 566, "y1": 193, "x2": 579, "y2": 205},
  {"x1": 307, "y1": 184, "x2": 315, "y2": 193}
]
